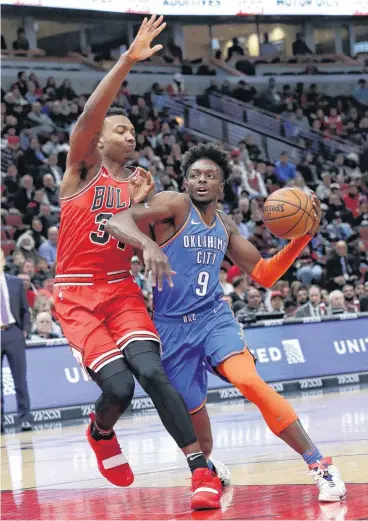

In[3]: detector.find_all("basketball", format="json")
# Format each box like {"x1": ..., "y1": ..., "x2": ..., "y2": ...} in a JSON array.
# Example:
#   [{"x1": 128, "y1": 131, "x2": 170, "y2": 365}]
[{"x1": 263, "y1": 188, "x2": 314, "y2": 240}]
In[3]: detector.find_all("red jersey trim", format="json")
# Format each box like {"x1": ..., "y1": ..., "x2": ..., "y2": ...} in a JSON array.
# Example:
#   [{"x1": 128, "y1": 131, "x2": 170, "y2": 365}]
[
  {"x1": 60, "y1": 166, "x2": 104, "y2": 203},
  {"x1": 108, "y1": 166, "x2": 137, "y2": 183}
]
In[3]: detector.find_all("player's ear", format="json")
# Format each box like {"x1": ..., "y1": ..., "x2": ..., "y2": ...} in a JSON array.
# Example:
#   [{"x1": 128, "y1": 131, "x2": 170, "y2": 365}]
[
  {"x1": 219, "y1": 181, "x2": 225, "y2": 197},
  {"x1": 183, "y1": 178, "x2": 188, "y2": 192}
]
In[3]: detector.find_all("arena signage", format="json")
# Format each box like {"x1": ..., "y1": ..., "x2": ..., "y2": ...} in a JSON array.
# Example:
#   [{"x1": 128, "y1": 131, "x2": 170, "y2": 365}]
[
  {"x1": 1, "y1": 0, "x2": 367, "y2": 15},
  {"x1": 3, "y1": 317, "x2": 368, "y2": 415}
]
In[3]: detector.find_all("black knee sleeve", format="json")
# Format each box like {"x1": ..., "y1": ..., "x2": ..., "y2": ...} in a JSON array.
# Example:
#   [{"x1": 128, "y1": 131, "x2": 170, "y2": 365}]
[
  {"x1": 89, "y1": 359, "x2": 135, "y2": 431},
  {"x1": 124, "y1": 341, "x2": 197, "y2": 449}
]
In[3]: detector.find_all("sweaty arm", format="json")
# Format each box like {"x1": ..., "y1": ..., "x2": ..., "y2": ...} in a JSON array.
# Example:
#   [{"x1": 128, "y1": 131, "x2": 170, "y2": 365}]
[{"x1": 223, "y1": 215, "x2": 311, "y2": 288}]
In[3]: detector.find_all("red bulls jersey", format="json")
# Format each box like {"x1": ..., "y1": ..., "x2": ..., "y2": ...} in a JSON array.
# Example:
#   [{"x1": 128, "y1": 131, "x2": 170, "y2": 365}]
[{"x1": 56, "y1": 164, "x2": 135, "y2": 276}]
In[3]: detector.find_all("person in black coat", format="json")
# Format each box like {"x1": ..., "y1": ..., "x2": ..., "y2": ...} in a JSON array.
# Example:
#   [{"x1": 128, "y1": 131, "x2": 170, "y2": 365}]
[
  {"x1": 1, "y1": 249, "x2": 32, "y2": 432},
  {"x1": 325, "y1": 241, "x2": 360, "y2": 291}
]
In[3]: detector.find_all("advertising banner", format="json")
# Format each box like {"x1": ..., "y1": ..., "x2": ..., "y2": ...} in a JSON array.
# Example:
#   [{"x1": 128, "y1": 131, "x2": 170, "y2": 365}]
[
  {"x1": 3, "y1": 317, "x2": 368, "y2": 415},
  {"x1": 1, "y1": 0, "x2": 367, "y2": 15}
]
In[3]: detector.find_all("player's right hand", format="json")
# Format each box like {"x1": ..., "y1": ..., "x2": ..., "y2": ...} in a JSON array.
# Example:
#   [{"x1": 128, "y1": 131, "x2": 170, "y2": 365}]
[
  {"x1": 127, "y1": 15, "x2": 166, "y2": 63},
  {"x1": 142, "y1": 241, "x2": 175, "y2": 291}
]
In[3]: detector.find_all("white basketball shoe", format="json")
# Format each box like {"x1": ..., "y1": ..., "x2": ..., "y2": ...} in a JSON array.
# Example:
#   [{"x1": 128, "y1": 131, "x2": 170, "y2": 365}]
[
  {"x1": 210, "y1": 458, "x2": 232, "y2": 486},
  {"x1": 309, "y1": 457, "x2": 346, "y2": 502}
]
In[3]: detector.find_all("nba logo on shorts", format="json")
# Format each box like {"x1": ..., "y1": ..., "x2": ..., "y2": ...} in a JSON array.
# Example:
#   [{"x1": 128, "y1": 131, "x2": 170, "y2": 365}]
[{"x1": 281, "y1": 339, "x2": 306, "y2": 364}]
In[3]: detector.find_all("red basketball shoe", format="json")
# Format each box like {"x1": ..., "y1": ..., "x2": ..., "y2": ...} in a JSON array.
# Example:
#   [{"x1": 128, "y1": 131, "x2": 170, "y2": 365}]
[
  {"x1": 190, "y1": 468, "x2": 222, "y2": 510},
  {"x1": 86, "y1": 413, "x2": 134, "y2": 487}
]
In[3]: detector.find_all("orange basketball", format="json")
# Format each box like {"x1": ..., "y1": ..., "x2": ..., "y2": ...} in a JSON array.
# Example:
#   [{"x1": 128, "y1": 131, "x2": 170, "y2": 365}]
[{"x1": 263, "y1": 188, "x2": 314, "y2": 240}]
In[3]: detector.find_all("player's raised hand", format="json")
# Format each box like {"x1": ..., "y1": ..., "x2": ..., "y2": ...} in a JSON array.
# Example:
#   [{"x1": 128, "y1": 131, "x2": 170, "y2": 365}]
[
  {"x1": 128, "y1": 168, "x2": 155, "y2": 203},
  {"x1": 142, "y1": 241, "x2": 176, "y2": 291},
  {"x1": 127, "y1": 15, "x2": 166, "y2": 63},
  {"x1": 307, "y1": 192, "x2": 322, "y2": 237}
]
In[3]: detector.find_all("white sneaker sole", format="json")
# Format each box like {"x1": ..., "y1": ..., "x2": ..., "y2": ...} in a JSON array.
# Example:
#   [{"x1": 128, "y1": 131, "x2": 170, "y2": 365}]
[{"x1": 319, "y1": 493, "x2": 347, "y2": 502}]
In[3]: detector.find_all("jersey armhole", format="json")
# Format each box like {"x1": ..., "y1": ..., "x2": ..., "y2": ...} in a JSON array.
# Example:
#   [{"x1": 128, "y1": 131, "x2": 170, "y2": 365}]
[{"x1": 60, "y1": 166, "x2": 103, "y2": 204}]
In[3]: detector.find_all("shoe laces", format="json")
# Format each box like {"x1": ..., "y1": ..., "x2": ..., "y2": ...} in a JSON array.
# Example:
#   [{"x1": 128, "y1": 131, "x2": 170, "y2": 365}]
[{"x1": 309, "y1": 464, "x2": 334, "y2": 483}]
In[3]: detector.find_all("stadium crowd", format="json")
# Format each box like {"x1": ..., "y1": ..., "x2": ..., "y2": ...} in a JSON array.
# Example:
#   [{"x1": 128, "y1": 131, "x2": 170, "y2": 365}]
[{"x1": 1, "y1": 69, "x2": 368, "y2": 341}]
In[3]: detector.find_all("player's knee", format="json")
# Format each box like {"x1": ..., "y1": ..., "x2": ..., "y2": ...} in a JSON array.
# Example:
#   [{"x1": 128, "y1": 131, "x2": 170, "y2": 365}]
[
  {"x1": 231, "y1": 374, "x2": 265, "y2": 399},
  {"x1": 102, "y1": 372, "x2": 135, "y2": 408},
  {"x1": 137, "y1": 364, "x2": 166, "y2": 391}
]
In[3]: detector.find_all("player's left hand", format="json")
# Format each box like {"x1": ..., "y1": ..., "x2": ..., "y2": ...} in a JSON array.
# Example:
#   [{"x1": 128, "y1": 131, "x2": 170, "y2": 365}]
[
  {"x1": 129, "y1": 168, "x2": 155, "y2": 204},
  {"x1": 307, "y1": 192, "x2": 321, "y2": 237}
]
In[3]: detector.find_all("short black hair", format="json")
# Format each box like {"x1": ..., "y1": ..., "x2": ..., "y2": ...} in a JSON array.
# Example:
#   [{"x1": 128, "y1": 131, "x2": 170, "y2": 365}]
[
  {"x1": 181, "y1": 143, "x2": 232, "y2": 181},
  {"x1": 105, "y1": 105, "x2": 128, "y2": 119}
]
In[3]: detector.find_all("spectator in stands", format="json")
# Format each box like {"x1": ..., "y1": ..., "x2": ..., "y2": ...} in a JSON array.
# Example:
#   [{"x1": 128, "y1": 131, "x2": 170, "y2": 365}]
[
  {"x1": 259, "y1": 78, "x2": 282, "y2": 112},
  {"x1": 248, "y1": 221, "x2": 273, "y2": 256},
  {"x1": 296, "y1": 245, "x2": 323, "y2": 285},
  {"x1": 244, "y1": 287, "x2": 263, "y2": 316},
  {"x1": 354, "y1": 198, "x2": 368, "y2": 227},
  {"x1": 14, "y1": 175, "x2": 33, "y2": 215},
  {"x1": 296, "y1": 285, "x2": 308, "y2": 307},
  {"x1": 6, "y1": 250, "x2": 25, "y2": 276},
  {"x1": 260, "y1": 33, "x2": 279, "y2": 58},
  {"x1": 168, "y1": 73, "x2": 186, "y2": 95},
  {"x1": 245, "y1": 135, "x2": 262, "y2": 163},
  {"x1": 243, "y1": 162, "x2": 268, "y2": 198},
  {"x1": 326, "y1": 240, "x2": 360, "y2": 291},
  {"x1": 227, "y1": 37, "x2": 244, "y2": 61},
  {"x1": 12, "y1": 28, "x2": 29, "y2": 53},
  {"x1": 284, "y1": 299, "x2": 297, "y2": 318},
  {"x1": 42, "y1": 174, "x2": 60, "y2": 209},
  {"x1": 232, "y1": 81, "x2": 257, "y2": 104},
  {"x1": 342, "y1": 283, "x2": 360, "y2": 313},
  {"x1": 38, "y1": 226, "x2": 58, "y2": 266},
  {"x1": 16, "y1": 236, "x2": 39, "y2": 264},
  {"x1": 269, "y1": 291, "x2": 284, "y2": 313},
  {"x1": 292, "y1": 108, "x2": 310, "y2": 131},
  {"x1": 352, "y1": 79, "x2": 368, "y2": 107},
  {"x1": 232, "y1": 208, "x2": 250, "y2": 239},
  {"x1": 274, "y1": 151, "x2": 296, "y2": 185},
  {"x1": 28, "y1": 217, "x2": 46, "y2": 250},
  {"x1": 25, "y1": 81, "x2": 40, "y2": 104},
  {"x1": 40, "y1": 154, "x2": 63, "y2": 186},
  {"x1": 17, "y1": 273, "x2": 36, "y2": 309},
  {"x1": 43, "y1": 76, "x2": 57, "y2": 98},
  {"x1": 342, "y1": 181, "x2": 361, "y2": 218},
  {"x1": 19, "y1": 137, "x2": 47, "y2": 179},
  {"x1": 30, "y1": 312, "x2": 60, "y2": 341},
  {"x1": 56, "y1": 79, "x2": 76, "y2": 101},
  {"x1": 325, "y1": 192, "x2": 354, "y2": 228},
  {"x1": 27, "y1": 101, "x2": 55, "y2": 135},
  {"x1": 295, "y1": 285, "x2": 324, "y2": 318},
  {"x1": 328, "y1": 290, "x2": 346, "y2": 315},
  {"x1": 229, "y1": 276, "x2": 248, "y2": 304},
  {"x1": 14, "y1": 71, "x2": 28, "y2": 97},
  {"x1": 292, "y1": 33, "x2": 312, "y2": 56},
  {"x1": 316, "y1": 171, "x2": 332, "y2": 201},
  {"x1": 3, "y1": 164, "x2": 20, "y2": 204},
  {"x1": 219, "y1": 267, "x2": 234, "y2": 296}
]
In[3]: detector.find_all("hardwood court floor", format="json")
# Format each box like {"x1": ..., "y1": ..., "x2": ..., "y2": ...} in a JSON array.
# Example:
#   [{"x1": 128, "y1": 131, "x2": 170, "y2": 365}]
[{"x1": 2, "y1": 388, "x2": 368, "y2": 520}]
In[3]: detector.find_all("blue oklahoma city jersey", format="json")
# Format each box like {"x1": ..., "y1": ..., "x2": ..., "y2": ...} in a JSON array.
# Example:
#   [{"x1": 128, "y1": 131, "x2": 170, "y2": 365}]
[{"x1": 153, "y1": 203, "x2": 229, "y2": 317}]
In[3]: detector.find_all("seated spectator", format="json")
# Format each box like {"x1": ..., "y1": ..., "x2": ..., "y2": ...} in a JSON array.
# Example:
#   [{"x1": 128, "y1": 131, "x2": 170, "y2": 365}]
[
  {"x1": 295, "y1": 245, "x2": 323, "y2": 286},
  {"x1": 14, "y1": 71, "x2": 28, "y2": 97},
  {"x1": 292, "y1": 33, "x2": 312, "y2": 56},
  {"x1": 40, "y1": 155, "x2": 63, "y2": 186},
  {"x1": 274, "y1": 152, "x2": 296, "y2": 185},
  {"x1": 42, "y1": 132, "x2": 69, "y2": 157},
  {"x1": 342, "y1": 284, "x2": 360, "y2": 313},
  {"x1": 326, "y1": 240, "x2": 360, "y2": 291},
  {"x1": 232, "y1": 208, "x2": 250, "y2": 239},
  {"x1": 248, "y1": 221, "x2": 273, "y2": 255},
  {"x1": 324, "y1": 108, "x2": 343, "y2": 135},
  {"x1": 352, "y1": 79, "x2": 368, "y2": 107},
  {"x1": 325, "y1": 192, "x2": 354, "y2": 227},
  {"x1": 342, "y1": 181, "x2": 361, "y2": 218},
  {"x1": 43, "y1": 76, "x2": 57, "y2": 98},
  {"x1": 30, "y1": 312, "x2": 60, "y2": 340},
  {"x1": 296, "y1": 285, "x2": 308, "y2": 307},
  {"x1": 38, "y1": 226, "x2": 58, "y2": 266},
  {"x1": 229, "y1": 276, "x2": 248, "y2": 304},
  {"x1": 3, "y1": 164, "x2": 20, "y2": 204},
  {"x1": 38, "y1": 202, "x2": 59, "y2": 234},
  {"x1": 28, "y1": 217, "x2": 46, "y2": 250},
  {"x1": 25, "y1": 81, "x2": 40, "y2": 104},
  {"x1": 167, "y1": 73, "x2": 186, "y2": 95},
  {"x1": 292, "y1": 108, "x2": 310, "y2": 131},
  {"x1": 43, "y1": 174, "x2": 60, "y2": 209},
  {"x1": 219, "y1": 267, "x2": 234, "y2": 296},
  {"x1": 284, "y1": 299, "x2": 297, "y2": 318},
  {"x1": 316, "y1": 171, "x2": 332, "y2": 201},
  {"x1": 259, "y1": 78, "x2": 282, "y2": 113},
  {"x1": 327, "y1": 290, "x2": 346, "y2": 315},
  {"x1": 14, "y1": 175, "x2": 34, "y2": 214},
  {"x1": 354, "y1": 198, "x2": 368, "y2": 228},
  {"x1": 242, "y1": 162, "x2": 268, "y2": 198},
  {"x1": 232, "y1": 81, "x2": 257, "y2": 104},
  {"x1": 18, "y1": 138, "x2": 47, "y2": 178},
  {"x1": 12, "y1": 28, "x2": 29, "y2": 53},
  {"x1": 269, "y1": 291, "x2": 284, "y2": 313},
  {"x1": 17, "y1": 272, "x2": 36, "y2": 309},
  {"x1": 244, "y1": 287, "x2": 263, "y2": 316},
  {"x1": 5, "y1": 249, "x2": 26, "y2": 276},
  {"x1": 16, "y1": 234, "x2": 40, "y2": 264},
  {"x1": 56, "y1": 79, "x2": 76, "y2": 101},
  {"x1": 27, "y1": 102, "x2": 55, "y2": 135},
  {"x1": 295, "y1": 285, "x2": 326, "y2": 318}
]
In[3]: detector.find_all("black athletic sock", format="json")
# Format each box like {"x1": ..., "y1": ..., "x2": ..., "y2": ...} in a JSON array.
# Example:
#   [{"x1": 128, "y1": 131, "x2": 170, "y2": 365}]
[
  {"x1": 91, "y1": 422, "x2": 114, "y2": 441},
  {"x1": 186, "y1": 452, "x2": 209, "y2": 474}
]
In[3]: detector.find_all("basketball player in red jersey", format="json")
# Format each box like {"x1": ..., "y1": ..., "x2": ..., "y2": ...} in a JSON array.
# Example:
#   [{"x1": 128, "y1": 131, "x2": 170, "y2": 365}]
[{"x1": 54, "y1": 16, "x2": 222, "y2": 511}]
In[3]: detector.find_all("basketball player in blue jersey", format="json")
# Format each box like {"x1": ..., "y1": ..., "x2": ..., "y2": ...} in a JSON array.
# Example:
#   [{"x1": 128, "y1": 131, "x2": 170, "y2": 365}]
[{"x1": 106, "y1": 143, "x2": 346, "y2": 502}]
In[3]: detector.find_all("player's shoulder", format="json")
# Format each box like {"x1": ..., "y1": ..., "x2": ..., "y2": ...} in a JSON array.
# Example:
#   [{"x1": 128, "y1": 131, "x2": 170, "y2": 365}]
[
  {"x1": 216, "y1": 209, "x2": 237, "y2": 233},
  {"x1": 151, "y1": 191, "x2": 190, "y2": 208}
]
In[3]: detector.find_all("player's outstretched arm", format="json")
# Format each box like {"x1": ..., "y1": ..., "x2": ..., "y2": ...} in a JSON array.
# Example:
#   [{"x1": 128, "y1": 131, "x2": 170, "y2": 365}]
[
  {"x1": 106, "y1": 191, "x2": 182, "y2": 290},
  {"x1": 224, "y1": 194, "x2": 321, "y2": 288},
  {"x1": 67, "y1": 15, "x2": 166, "y2": 171}
]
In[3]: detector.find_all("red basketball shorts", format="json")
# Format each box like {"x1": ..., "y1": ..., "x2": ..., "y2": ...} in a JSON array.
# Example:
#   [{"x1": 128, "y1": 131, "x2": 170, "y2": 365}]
[{"x1": 54, "y1": 275, "x2": 160, "y2": 373}]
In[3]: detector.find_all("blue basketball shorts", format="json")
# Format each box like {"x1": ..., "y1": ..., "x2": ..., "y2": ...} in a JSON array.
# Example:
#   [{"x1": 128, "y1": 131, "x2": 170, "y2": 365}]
[{"x1": 154, "y1": 302, "x2": 247, "y2": 413}]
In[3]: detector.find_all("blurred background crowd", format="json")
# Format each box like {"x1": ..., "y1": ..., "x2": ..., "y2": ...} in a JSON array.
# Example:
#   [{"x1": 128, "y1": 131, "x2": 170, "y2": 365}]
[{"x1": 1, "y1": 17, "x2": 368, "y2": 342}]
